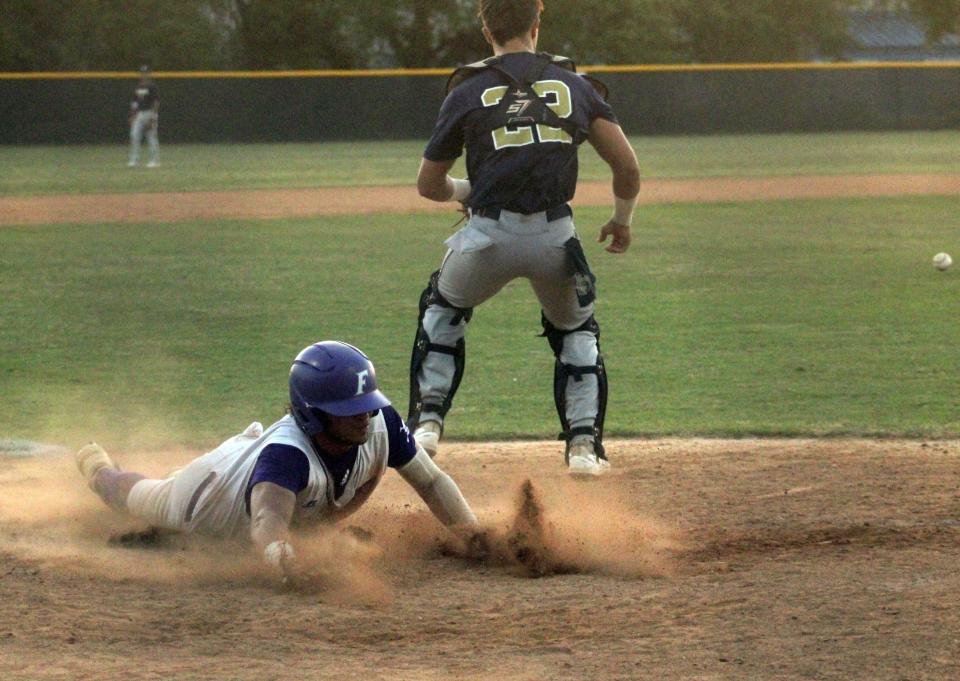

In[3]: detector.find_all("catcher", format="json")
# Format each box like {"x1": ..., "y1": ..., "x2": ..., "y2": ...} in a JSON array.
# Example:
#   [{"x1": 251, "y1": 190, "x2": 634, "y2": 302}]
[
  {"x1": 408, "y1": 0, "x2": 640, "y2": 476},
  {"x1": 75, "y1": 341, "x2": 479, "y2": 581}
]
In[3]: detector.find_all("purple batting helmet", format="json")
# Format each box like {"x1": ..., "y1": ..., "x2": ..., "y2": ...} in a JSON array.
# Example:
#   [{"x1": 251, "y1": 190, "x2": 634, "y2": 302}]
[{"x1": 289, "y1": 341, "x2": 391, "y2": 437}]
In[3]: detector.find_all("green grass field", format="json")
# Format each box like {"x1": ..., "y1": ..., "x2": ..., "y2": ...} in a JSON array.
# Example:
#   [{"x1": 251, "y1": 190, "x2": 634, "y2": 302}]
[
  {"x1": 1, "y1": 130, "x2": 959, "y2": 196},
  {"x1": 2, "y1": 169, "x2": 958, "y2": 448}
]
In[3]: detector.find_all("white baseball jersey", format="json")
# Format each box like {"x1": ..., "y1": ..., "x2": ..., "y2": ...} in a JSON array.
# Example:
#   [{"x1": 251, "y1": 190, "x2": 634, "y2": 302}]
[{"x1": 126, "y1": 411, "x2": 412, "y2": 538}]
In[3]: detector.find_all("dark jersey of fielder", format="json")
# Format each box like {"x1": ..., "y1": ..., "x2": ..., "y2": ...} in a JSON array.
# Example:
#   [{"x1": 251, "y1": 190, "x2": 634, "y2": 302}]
[
  {"x1": 424, "y1": 51, "x2": 617, "y2": 215},
  {"x1": 132, "y1": 83, "x2": 159, "y2": 112}
]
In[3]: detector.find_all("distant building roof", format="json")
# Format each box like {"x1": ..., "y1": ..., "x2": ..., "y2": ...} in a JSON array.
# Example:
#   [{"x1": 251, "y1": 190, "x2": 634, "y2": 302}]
[{"x1": 845, "y1": 10, "x2": 960, "y2": 60}]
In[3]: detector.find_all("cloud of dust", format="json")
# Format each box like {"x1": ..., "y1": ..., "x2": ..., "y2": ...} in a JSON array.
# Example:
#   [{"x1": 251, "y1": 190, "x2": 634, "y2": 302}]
[
  {"x1": 449, "y1": 477, "x2": 684, "y2": 578},
  {"x1": 0, "y1": 453, "x2": 246, "y2": 579},
  {"x1": 38, "y1": 390, "x2": 192, "y2": 454},
  {"x1": 348, "y1": 503, "x2": 451, "y2": 559},
  {"x1": 349, "y1": 474, "x2": 684, "y2": 580},
  {"x1": 287, "y1": 527, "x2": 394, "y2": 606},
  {"x1": 0, "y1": 452, "x2": 393, "y2": 605},
  {"x1": 0, "y1": 443, "x2": 682, "y2": 608},
  {"x1": 14, "y1": 345, "x2": 236, "y2": 454}
]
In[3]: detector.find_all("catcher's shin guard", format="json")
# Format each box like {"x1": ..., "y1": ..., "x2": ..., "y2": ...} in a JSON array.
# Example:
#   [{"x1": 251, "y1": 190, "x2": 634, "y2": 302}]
[
  {"x1": 408, "y1": 270, "x2": 473, "y2": 430},
  {"x1": 541, "y1": 313, "x2": 608, "y2": 459}
]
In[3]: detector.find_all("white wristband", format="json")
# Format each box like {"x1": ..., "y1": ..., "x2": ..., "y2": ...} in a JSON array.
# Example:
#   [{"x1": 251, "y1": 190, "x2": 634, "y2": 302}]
[
  {"x1": 263, "y1": 540, "x2": 295, "y2": 568},
  {"x1": 450, "y1": 178, "x2": 471, "y2": 202},
  {"x1": 612, "y1": 195, "x2": 638, "y2": 227}
]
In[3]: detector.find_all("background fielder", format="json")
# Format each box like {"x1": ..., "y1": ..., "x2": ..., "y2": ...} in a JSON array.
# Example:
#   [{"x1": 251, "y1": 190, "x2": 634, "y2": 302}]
[
  {"x1": 128, "y1": 65, "x2": 160, "y2": 168},
  {"x1": 409, "y1": 0, "x2": 641, "y2": 476},
  {"x1": 75, "y1": 341, "x2": 478, "y2": 581}
]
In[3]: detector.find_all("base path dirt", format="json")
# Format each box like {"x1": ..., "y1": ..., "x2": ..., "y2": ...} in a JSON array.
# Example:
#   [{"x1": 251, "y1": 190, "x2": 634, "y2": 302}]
[
  {"x1": 1, "y1": 438, "x2": 959, "y2": 680},
  {"x1": 2, "y1": 174, "x2": 959, "y2": 226}
]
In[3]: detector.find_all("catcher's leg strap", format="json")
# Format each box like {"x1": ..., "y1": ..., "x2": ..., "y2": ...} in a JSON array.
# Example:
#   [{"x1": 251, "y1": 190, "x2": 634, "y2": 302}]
[
  {"x1": 562, "y1": 236, "x2": 597, "y2": 307},
  {"x1": 408, "y1": 270, "x2": 473, "y2": 429},
  {"x1": 541, "y1": 313, "x2": 608, "y2": 458}
]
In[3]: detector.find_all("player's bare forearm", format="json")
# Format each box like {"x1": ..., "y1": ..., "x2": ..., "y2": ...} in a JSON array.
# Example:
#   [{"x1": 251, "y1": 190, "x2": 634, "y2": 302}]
[
  {"x1": 249, "y1": 481, "x2": 296, "y2": 554},
  {"x1": 589, "y1": 118, "x2": 639, "y2": 253},
  {"x1": 417, "y1": 158, "x2": 469, "y2": 203},
  {"x1": 612, "y1": 168, "x2": 640, "y2": 202},
  {"x1": 419, "y1": 472, "x2": 477, "y2": 528},
  {"x1": 589, "y1": 118, "x2": 640, "y2": 199},
  {"x1": 398, "y1": 448, "x2": 478, "y2": 528}
]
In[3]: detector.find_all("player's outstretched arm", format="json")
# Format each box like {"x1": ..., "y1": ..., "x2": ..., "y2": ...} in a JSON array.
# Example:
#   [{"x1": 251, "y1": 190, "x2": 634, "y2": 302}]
[
  {"x1": 397, "y1": 447, "x2": 478, "y2": 530},
  {"x1": 417, "y1": 158, "x2": 471, "y2": 203},
  {"x1": 249, "y1": 481, "x2": 298, "y2": 575},
  {"x1": 588, "y1": 117, "x2": 640, "y2": 253}
]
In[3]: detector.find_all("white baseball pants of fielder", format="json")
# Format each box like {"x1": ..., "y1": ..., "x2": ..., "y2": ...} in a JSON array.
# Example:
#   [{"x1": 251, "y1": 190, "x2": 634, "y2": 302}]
[
  {"x1": 417, "y1": 209, "x2": 599, "y2": 432},
  {"x1": 129, "y1": 111, "x2": 159, "y2": 165}
]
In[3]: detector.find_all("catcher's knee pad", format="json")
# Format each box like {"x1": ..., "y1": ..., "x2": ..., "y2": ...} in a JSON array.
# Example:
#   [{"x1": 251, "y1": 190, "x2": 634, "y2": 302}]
[
  {"x1": 541, "y1": 313, "x2": 608, "y2": 458},
  {"x1": 408, "y1": 270, "x2": 473, "y2": 429}
]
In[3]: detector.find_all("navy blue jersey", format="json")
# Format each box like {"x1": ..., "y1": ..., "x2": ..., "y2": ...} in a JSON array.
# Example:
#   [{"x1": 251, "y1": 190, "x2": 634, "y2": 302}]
[
  {"x1": 424, "y1": 52, "x2": 617, "y2": 214},
  {"x1": 132, "y1": 83, "x2": 159, "y2": 112}
]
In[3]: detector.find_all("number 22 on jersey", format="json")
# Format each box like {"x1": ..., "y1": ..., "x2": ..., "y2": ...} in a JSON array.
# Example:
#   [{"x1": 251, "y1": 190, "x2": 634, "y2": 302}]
[{"x1": 481, "y1": 80, "x2": 573, "y2": 150}]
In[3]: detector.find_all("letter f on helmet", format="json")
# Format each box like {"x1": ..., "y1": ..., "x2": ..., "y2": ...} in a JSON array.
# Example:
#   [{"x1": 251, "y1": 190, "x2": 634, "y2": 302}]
[
  {"x1": 289, "y1": 341, "x2": 391, "y2": 437},
  {"x1": 355, "y1": 369, "x2": 370, "y2": 396}
]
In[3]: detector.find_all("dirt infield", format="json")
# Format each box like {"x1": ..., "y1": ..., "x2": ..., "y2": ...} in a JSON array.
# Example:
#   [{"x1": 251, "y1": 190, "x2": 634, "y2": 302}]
[
  {"x1": 2, "y1": 174, "x2": 960, "y2": 225},
  {"x1": 1, "y1": 438, "x2": 959, "y2": 680}
]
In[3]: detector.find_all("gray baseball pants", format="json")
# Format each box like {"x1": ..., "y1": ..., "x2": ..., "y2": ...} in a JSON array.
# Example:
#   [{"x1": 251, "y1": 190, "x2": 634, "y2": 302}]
[
  {"x1": 129, "y1": 111, "x2": 159, "y2": 165},
  {"x1": 417, "y1": 209, "x2": 600, "y2": 433}
]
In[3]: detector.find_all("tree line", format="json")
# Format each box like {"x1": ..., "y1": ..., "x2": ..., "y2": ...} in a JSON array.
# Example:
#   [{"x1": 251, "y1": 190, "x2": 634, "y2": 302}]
[{"x1": 0, "y1": 0, "x2": 956, "y2": 71}]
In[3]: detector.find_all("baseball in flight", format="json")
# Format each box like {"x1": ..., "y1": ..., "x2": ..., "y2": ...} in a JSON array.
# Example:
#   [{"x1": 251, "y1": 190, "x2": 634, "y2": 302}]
[{"x1": 932, "y1": 252, "x2": 952, "y2": 271}]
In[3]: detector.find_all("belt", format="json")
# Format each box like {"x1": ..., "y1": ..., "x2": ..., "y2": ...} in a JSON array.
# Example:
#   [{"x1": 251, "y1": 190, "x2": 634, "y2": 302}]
[{"x1": 473, "y1": 204, "x2": 572, "y2": 222}]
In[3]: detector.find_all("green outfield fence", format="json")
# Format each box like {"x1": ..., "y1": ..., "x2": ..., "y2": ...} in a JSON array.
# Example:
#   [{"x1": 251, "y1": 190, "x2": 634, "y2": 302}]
[{"x1": 0, "y1": 62, "x2": 958, "y2": 144}]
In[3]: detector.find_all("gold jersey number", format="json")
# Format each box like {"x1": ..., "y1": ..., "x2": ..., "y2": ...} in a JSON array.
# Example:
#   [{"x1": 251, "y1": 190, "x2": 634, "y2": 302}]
[{"x1": 480, "y1": 80, "x2": 574, "y2": 150}]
